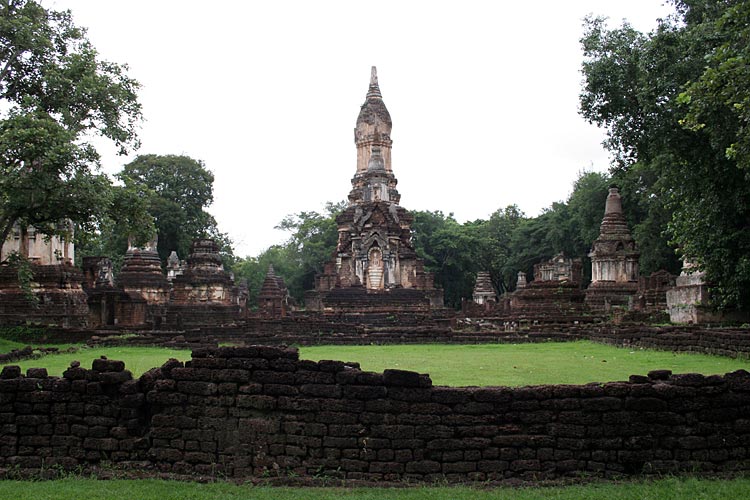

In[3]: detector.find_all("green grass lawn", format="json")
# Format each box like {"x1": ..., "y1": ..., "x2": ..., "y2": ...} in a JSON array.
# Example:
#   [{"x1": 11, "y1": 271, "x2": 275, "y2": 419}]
[
  {"x1": 0, "y1": 477, "x2": 748, "y2": 500},
  {"x1": 300, "y1": 341, "x2": 750, "y2": 386},
  {"x1": 2, "y1": 340, "x2": 749, "y2": 386},
  {"x1": 0, "y1": 338, "x2": 81, "y2": 353},
  {"x1": 0, "y1": 338, "x2": 36, "y2": 352},
  {"x1": 2, "y1": 345, "x2": 192, "y2": 377}
]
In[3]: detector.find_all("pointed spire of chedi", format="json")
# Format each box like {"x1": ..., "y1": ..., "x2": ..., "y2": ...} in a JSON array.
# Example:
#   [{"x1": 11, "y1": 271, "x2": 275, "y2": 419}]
[
  {"x1": 258, "y1": 264, "x2": 286, "y2": 318},
  {"x1": 259, "y1": 264, "x2": 284, "y2": 298},
  {"x1": 598, "y1": 187, "x2": 631, "y2": 239},
  {"x1": 366, "y1": 66, "x2": 382, "y2": 98},
  {"x1": 355, "y1": 66, "x2": 392, "y2": 173},
  {"x1": 305, "y1": 67, "x2": 444, "y2": 310}
]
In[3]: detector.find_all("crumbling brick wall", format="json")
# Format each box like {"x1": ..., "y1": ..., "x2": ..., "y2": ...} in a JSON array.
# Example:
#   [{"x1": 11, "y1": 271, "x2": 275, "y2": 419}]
[
  {"x1": 0, "y1": 358, "x2": 149, "y2": 471},
  {"x1": 1, "y1": 346, "x2": 750, "y2": 482}
]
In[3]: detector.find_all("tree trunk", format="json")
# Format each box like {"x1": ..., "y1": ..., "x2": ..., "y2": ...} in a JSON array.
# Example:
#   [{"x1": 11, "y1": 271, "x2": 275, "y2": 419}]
[{"x1": 0, "y1": 215, "x2": 17, "y2": 261}]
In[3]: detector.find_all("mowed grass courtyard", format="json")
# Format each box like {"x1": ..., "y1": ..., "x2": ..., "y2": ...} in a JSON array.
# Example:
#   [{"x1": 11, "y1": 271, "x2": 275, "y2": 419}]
[
  {"x1": 299, "y1": 341, "x2": 750, "y2": 386},
  {"x1": 1, "y1": 338, "x2": 749, "y2": 498},
  {"x1": 2, "y1": 339, "x2": 749, "y2": 385}
]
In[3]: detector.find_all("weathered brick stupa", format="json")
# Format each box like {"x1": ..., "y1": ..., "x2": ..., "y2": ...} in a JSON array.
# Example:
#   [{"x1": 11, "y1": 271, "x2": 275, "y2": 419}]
[
  {"x1": 118, "y1": 239, "x2": 170, "y2": 327},
  {"x1": 0, "y1": 223, "x2": 88, "y2": 327},
  {"x1": 166, "y1": 238, "x2": 242, "y2": 327},
  {"x1": 257, "y1": 265, "x2": 288, "y2": 318},
  {"x1": 508, "y1": 253, "x2": 587, "y2": 321},
  {"x1": 472, "y1": 271, "x2": 497, "y2": 305},
  {"x1": 305, "y1": 67, "x2": 444, "y2": 313},
  {"x1": 585, "y1": 187, "x2": 640, "y2": 311}
]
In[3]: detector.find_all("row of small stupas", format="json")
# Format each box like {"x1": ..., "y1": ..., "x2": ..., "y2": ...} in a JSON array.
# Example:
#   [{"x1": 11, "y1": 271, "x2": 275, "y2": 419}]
[
  {"x1": 0, "y1": 233, "x2": 254, "y2": 328},
  {"x1": 0, "y1": 67, "x2": 711, "y2": 328},
  {"x1": 466, "y1": 186, "x2": 711, "y2": 324}
]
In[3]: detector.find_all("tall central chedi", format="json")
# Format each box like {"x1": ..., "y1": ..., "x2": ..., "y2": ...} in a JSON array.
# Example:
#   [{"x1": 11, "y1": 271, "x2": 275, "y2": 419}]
[{"x1": 305, "y1": 67, "x2": 443, "y2": 312}]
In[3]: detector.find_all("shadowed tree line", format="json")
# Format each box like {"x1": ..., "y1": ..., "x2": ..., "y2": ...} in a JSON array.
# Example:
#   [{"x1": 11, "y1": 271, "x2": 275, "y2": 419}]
[
  {"x1": 580, "y1": 0, "x2": 750, "y2": 309},
  {"x1": 231, "y1": 170, "x2": 682, "y2": 309}
]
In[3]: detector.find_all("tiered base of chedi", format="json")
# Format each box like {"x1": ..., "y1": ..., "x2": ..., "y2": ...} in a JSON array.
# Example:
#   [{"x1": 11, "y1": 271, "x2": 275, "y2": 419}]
[
  {"x1": 304, "y1": 67, "x2": 447, "y2": 323},
  {"x1": 257, "y1": 265, "x2": 290, "y2": 318},
  {"x1": 165, "y1": 239, "x2": 243, "y2": 328},
  {"x1": 0, "y1": 225, "x2": 88, "y2": 327}
]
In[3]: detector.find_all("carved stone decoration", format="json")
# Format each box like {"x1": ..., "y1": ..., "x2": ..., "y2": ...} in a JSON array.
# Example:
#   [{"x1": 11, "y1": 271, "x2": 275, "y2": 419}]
[{"x1": 534, "y1": 253, "x2": 582, "y2": 284}]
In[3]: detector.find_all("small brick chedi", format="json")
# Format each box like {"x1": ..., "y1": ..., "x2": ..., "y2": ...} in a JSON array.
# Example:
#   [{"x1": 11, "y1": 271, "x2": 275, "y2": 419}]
[
  {"x1": 306, "y1": 67, "x2": 443, "y2": 312},
  {"x1": 166, "y1": 239, "x2": 242, "y2": 327},
  {"x1": 585, "y1": 187, "x2": 640, "y2": 310},
  {"x1": 472, "y1": 271, "x2": 497, "y2": 305},
  {"x1": 508, "y1": 253, "x2": 586, "y2": 320},
  {"x1": 118, "y1": 240, "x2": 171, "y2": 325},
  {"x1": 257, "y1": 265, "x2": 289, "y2": 318}
]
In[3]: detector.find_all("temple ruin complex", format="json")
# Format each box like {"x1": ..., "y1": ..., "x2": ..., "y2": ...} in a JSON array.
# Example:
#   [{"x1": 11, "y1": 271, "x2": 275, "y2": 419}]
[{"x1": 0, "y1": 69, "x2": 738, "y2": 330}]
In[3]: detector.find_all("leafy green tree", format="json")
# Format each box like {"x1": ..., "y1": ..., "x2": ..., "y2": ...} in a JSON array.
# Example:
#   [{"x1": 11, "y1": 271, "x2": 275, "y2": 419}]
[
  {"x1": 472, "y1": 205, "x2": 524, "y2": 294},
  {"x1": 412, "y1": 210, "x2": 481, "y2": 308},
  {"x1": 120, "y1": 154, "x2": 233, "y2": 266},
  {"x1": 0, "y1": 1, "x2": 141, "y2": 247},
  {"x1": 580, "y1": 0, "x2": 749, "y2": 308},
  {"x1": 273, "y1": 201, "x2": 345, "y2": 301},
  {"x1": 232, "y1": 245, "x2": 297, "y2": 308},
  {"x1": 73, "y1": 178, "x2": 156, "y2": 271}
]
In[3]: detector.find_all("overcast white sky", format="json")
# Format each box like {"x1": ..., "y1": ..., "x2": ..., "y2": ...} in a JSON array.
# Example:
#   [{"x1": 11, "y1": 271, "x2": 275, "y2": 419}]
[{"x1": 52, "y1": 0, "x2": 673, "y2": 258}]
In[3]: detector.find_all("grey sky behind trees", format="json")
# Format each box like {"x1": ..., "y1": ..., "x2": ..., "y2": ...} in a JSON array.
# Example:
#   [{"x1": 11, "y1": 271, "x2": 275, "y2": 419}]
[{"x1": 52, "y1": 0, "x2": 673, "y2": 257}]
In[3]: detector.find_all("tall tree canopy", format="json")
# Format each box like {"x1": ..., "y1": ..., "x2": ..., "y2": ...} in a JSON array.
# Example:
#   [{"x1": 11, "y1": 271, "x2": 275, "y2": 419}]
[
  {"x1": 233, "y1": 202, "x2": 344, "y2": 306},
  {"x1": 120, "y1": 154, "x2": 233, "y2": 265},
  {"x1": 234, "y1": 170, "x2": 613, "y2": 310},
  {"x1": 0, "y1": 0, "x2": 141, "y2": 248},
  {"x1": 580, "y1": 0, "x2": 750, "y2": 309}
]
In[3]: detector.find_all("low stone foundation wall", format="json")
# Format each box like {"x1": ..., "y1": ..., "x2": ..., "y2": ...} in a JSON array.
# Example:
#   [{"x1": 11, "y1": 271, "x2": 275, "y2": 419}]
[
  {"x1": 27, "y1": 323, "x2": 750, "y2": 361},
  {"x1": 588, "y1": 326, "x2": 750, "y2": 358},
  {"x1": 1, "y1": 346, "x2": 750, "y2": 482}
]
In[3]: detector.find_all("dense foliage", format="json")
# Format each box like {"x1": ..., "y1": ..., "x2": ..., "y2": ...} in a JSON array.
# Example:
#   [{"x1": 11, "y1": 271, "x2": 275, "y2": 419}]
[
  {"x1": 120, "y1": 154, "x2": 233, "y2": 265},
  {"x1": 75, "y1": 154, "x2": 234, "y2": 272},
  {"x1": 235, "y1": 171, "x2": 629, "y2": 310},
  {"x1": 0, "y1": 0, "x2": 141, "y2": 251},
  {"x1": 232, "y1": 202, "x2": 344, "y2": 306},
  {"x1": 580, "y1": 0, "x2": 750, "y2": 309}
]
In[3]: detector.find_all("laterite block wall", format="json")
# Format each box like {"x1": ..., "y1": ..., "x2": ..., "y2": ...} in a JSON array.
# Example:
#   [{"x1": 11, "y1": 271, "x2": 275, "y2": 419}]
[{"x1": 1, "y1": 345, "x2": 750, "y2": 482}]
